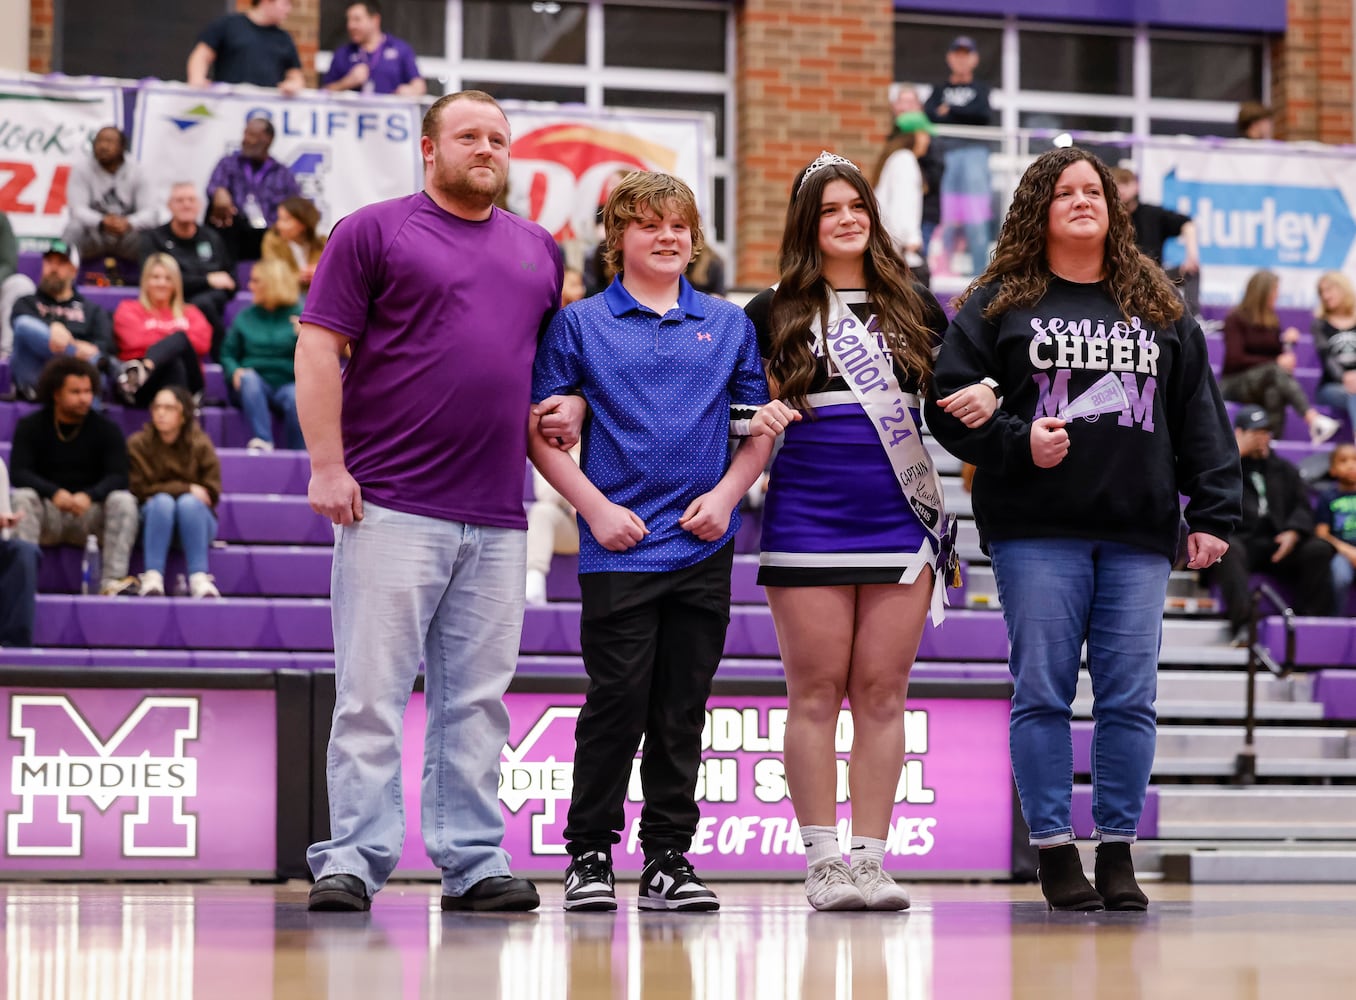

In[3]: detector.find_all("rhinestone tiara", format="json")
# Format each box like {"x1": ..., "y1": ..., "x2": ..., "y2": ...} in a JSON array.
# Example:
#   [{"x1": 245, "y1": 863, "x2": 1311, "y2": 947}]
[{"x1": 796, "y1": 150, "x2": 860, "y2": 197}]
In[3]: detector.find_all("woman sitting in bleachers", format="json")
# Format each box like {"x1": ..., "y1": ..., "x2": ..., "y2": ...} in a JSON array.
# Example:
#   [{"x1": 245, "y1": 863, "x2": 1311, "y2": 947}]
[
  {"x1": 221, "y1": 259, "x2": 304, "y2": 453},
  {"x1": 1220, "y1": 269, "x2": 1340, "y2": 444},
  {"x1": 127, "y1": 385, "x2": 222, "y2": 599},
  {"x1": 1312, "y1": 271, "x2": 1356, "y2": 442},
  {"x1": 113, "y1": 253, "x2": 211, "y2": 406},
  {"x1": 260, "y1": 196, "x2": 326, "y2": 290}
]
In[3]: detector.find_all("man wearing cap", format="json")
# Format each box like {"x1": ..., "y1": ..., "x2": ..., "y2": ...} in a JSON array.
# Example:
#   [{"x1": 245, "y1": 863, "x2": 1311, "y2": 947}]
[
  {"x1": 7, "y1": 241, "x2": 116, "y2": 400},
  {"x1": 923, "y1": 35, "x2": 995, "y2": 275},
  {"x1": 62, "y1": 126, "x2": 158, "y2": 267},
  {"x1": 1212, "y1": 405, "x2": 1335, "y2": 643}
]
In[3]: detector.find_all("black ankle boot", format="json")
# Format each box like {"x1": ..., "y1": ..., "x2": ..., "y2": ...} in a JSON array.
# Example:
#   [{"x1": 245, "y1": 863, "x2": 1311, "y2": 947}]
[
  {"x1": 1037, "y1": 843, "x2": 1104, "y2": 911},
  {"x1": 1094, "y1": 842, "x2": 1148, "y2": 911}
]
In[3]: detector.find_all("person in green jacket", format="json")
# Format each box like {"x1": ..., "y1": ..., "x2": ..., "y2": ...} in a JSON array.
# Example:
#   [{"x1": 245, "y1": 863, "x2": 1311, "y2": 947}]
[{"x1": 222, "y1": 258, "x2": 304, "y2": 452}]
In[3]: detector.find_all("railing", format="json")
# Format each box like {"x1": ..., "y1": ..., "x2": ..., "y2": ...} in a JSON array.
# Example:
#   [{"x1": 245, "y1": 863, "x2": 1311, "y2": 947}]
[{"x1": 1233, "y1": 581, "x2": 1298, "y2": 784}]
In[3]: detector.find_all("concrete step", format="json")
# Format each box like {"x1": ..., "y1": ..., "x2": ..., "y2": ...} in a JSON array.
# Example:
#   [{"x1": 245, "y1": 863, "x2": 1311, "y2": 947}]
[
  {"x1": 1160, "y1": 849, "x2": 1356, "y2": 883},
  {"x1": 1156, "y1": 787, "x2": 1356, "y2": 838},
  {"x1": 1128, "y1": 839, "x2": 1356, "y2": 878},
  {"x1": 1153, "y1": 726, "x2": 1354, "y2": 760},
  {"x1": 1074, "y1": 670, "x2": 1322, "y2": 720}
]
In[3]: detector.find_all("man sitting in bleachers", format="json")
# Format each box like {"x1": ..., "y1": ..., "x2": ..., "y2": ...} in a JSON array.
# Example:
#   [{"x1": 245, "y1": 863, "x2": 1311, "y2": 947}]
[
  {"x1": 62, "y1": 127, "x2": 158, "y2": 269},
  {"x1": 1212, "y1": 405, "x2": 1335, "y2": 644},
  {"x1": 142, "y1": 183, "x2": 237, "y2": 361},
  {"x1": 8, "y1": 240, "x2": 116, "y2": 400},
  {"x1": 8, "y1": 357, "x2": 139, "y2": 596}
]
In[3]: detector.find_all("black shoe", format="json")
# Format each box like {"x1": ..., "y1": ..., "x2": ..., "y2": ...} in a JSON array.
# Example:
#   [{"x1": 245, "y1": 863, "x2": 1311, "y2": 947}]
[
  {"x1": 1037, "y1": 843, "x2": 1104, "y2": 911},
  {"x1": 564, "y1": 851, "x2": 617, "y2": 912},
  {"x1": 1095, "y1": 842, "x2": 1149, "y2": 911},
  {"x1": 638, "y1": 850, "x2": 719, "y2": 911},
  {"x1": 441, "y1": 875, "x2": 540, "y2": 912},
  {"x1": 308, "y1": 874, "x2": 370, "y2": 911}
]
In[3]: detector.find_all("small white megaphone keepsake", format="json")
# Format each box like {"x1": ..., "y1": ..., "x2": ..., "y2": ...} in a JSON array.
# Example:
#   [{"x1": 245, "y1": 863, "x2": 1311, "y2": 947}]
[{"x1": 1059, "y1": 372, "x2": 1130, "y2": 422}]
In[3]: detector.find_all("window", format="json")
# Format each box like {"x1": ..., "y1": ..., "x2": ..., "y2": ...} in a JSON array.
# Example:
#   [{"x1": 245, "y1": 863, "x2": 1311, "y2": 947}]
[
  {"x1": 463, "y1": 81, "x2": 588, "y2": 105},
  {"x1": 603, "y1": 5, "x2": 726, "y2": 73},
  {"x1": 1019, "y1": 29, "x2": 1132, "y2": 96},
  {"x1": 462, "y1": 0, "x2": 587, "y2": 64},
  {"x1": 894, "y1": 20, "x2": 1003, "y2": 88},
  {"x1": 1149, "y1": 118, "x2": 1239, "y2": 138},
  {"x1": 1151, "y1": 38, "x2": 1264, "y2": 102},
  {"x1": 320, "y1": 0, "x2": 449, "y2": 59},
  {"x1": 603, "y1": 89, "x2": 727, "y2": 157}
]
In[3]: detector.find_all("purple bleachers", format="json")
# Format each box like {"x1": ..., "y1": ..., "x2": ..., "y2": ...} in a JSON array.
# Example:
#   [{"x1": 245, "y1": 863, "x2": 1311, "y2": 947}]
[
  {"x1": 222, "y1": 292, "x2": 253, "y2": 330},
  {"x1": 78, "y1": 285, "x2": 138, "y2": 315},
  {"x1": 1312, "y1": 670, "x2": 1356, "y2": 720},
  {"x1": 1072, "y1": 785, "x2": 1159, "y2": 839},
  {"x1": 1258, "y1": 616, "x2": 1356, "y2": 667},
  {"x1": 216, "y1": 494, "x2": 333, "y2": 544},
  {"x1": 37, "y1": 544, "x2": 331, "y2": 596}
]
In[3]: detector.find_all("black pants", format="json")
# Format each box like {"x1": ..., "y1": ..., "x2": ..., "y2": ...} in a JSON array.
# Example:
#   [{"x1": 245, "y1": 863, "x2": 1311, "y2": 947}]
[
  {"x1": 189, "y1": 288, "x2": 233, "y2": 363},
  {"x1": 209, "y1": 217, "x2": 265, "y2": 264},
  {"x1": 564, "y1": 542, "x2": 734, "y2": 858},
  {"x1": 133, "y1": 330, "x2": 204, "y2": 405},
  {"x1": 1214, "y1": 531, "x2": 1336, "y2": 629}
]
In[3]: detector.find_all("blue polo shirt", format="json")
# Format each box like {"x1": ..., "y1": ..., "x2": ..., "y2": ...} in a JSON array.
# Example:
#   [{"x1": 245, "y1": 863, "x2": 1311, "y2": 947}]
[
  {"x1": 322, "y1": 35, "x2": 421, "y2": 94},
  {"x1": 532, "y1": 275, "x2": 769, "y2": 574}
]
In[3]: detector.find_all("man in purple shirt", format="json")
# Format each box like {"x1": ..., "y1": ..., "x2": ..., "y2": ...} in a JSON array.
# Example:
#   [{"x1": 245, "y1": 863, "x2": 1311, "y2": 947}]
[
  {"x1": 298, "y1": 90, "x2": 565, "y2": 914},
  {"x1": 205, "y1": 116, "x2": 300, "y2": 263},
  {"x1": 322, "y1": 1, "x2": 425, "y2": 97}
]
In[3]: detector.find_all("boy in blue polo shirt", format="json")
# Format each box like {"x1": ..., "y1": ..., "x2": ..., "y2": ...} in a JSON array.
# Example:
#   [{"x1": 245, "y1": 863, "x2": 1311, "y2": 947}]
[{"x1": 529, "y1": 171, "x2": 772, "y2": 913}]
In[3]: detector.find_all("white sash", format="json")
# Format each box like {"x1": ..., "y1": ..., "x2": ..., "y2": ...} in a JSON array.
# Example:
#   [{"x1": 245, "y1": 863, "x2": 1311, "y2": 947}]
[{"x1": 813, "y1": 294, "x2": 958, "y2": 625}]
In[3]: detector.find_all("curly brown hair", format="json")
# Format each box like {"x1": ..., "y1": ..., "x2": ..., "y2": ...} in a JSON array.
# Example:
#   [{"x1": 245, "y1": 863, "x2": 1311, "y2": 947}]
[
  {"x1": 767, "y1": 159, "x2": 934, "y2": 410},
  {"x1": 956, "y1": 146, "x2": 1183, "y2": 328}
]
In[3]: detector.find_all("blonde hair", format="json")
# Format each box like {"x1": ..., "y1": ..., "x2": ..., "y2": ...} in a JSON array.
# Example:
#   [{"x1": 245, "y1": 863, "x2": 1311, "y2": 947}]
[
  {"x1": 139, "y1": 253, "x2": 186, "y2": 319},
  {"x1": 601, "y1": 171, "x2": 705, "y2": 276},
  {"x1": 1316, "y1": 271, "x2": 1356, "y2": 319},
  {"x1": 250, "y1": 258, "x2": 300, "y2": 311}
]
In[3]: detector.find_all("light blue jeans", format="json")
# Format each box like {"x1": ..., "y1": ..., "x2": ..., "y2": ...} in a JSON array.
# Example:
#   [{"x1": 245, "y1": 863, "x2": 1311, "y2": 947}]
[
  {"x1": 1332, "y1": 553, "x2": 1353, "y2": 615},
  {"x1": 232, "y1": 369, "x2": 303, "y2": 449},
  {"x1": 306, "y1": 501, "x2": 527, "y2": 897},
  {"x1": 989, "y1": 538, "x2": 1171, "y2": 846},
  {"x1": 1316, "y1": 382, "x2": 1356, "y2": 436},
  {"x1": 141, "y1": 492, "x2": 217, "y2": 575},
  {"x1": 11, "y1": 314, "x2": 105, "y2": 393}
]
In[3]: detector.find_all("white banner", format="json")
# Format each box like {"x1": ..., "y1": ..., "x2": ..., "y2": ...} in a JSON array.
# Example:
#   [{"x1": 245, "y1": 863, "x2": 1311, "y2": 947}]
[
  {"x1": 502, "y1": 103, "x2": 714, "y2": 244},
  {"x1": 131, "y1": 82, "x2": 422, "y2": 234},
  {"x1": 1138, "y1": 140, "x2": 1356, "y2": 309},
  {"x1": 0, "y1": 78, "x2": 123, "y2": 240}
]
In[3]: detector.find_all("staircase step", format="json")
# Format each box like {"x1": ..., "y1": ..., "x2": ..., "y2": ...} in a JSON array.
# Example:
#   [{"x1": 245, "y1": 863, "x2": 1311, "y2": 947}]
[
  {"x1": 1161, "y1": 849, "x2": 1356, "y2": 883},
  {"x1": 1157, "y1": 787, "x2": 1356, "y2": 838}
]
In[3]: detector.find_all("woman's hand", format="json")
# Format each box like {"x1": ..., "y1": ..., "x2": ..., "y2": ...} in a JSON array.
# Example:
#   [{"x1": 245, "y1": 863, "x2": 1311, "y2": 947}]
[
  {"x1": 938, "y1": 382, "x2": 998, "y2": 428},
  {"x1": 1186, "y1": 532, "x2": 1228, "y2": 570},
  {"x1": 1030, "y1": 417, "x2": 1070, "y2": 468},
  {"x1": 1281, "y1": 326, "x2": 1302, "y2": 345},
  {"x1": 750, "y1": 400, "x2": 801, "y2": 438},
  {"x1": 189, "y1": 484, "x2": 213, "y2": 507}
]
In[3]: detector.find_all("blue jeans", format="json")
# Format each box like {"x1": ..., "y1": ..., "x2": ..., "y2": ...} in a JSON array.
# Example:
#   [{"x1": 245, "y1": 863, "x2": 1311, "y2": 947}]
[
  {"x1": 141, "y1": 493, "x2": 218, "y2": 575},
  {"x1": 989, "y1": 538, "x2": 1171, "y2": 845},
  {"x1": 232, "y1": 370, "x2": 303, "y2": 449},
  {"x1": 307, "y1": 502, "x2": 527, "y2": 897},
  {"x1": 0, "y1": 537, "x2": 39, "y2": 646},
  {"x1": 11, "y1": 314, "x2": 104, "y2": 393},
  {"x1": 1332, "y1": 552, "x2": 1354, "y2": 615},
  {"x1": 1316, "y1": 381, "x2": 1356, "y2": 435}
]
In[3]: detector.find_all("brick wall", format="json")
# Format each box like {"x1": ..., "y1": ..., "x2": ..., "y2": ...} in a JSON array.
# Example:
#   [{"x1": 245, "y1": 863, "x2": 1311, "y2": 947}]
[
  {"x1": 237, "y1": 0, "x2": 321, "y2": 85},
  {"x1": 735, "y1": 0, "x2": 895, "y2": 287},
  {"x1": 28, "y1": 0, "x2": 52, "y2": 72},
  {"x1": 1273, "y1": 0, "x2": 1353, "y2": 142}
]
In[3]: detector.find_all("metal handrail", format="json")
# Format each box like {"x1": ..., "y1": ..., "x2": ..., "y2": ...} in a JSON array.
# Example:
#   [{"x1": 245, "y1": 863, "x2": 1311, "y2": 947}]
[{"x1": 1234, "y1": 582, "x2": 1298, "y2": 784}]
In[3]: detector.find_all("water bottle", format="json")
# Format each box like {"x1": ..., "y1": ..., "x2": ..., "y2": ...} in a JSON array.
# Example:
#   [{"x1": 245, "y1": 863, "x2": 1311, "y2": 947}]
[{"x1": 80, "y1": 535, "x2": 101, "y2": 595}]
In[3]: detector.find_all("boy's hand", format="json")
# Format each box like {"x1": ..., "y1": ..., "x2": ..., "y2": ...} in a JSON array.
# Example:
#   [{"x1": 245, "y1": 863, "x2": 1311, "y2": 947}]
[
  {"x1": 751, "y1": 400, "x2": 801, "y2": 438},
  {"x1": 586, "y1": 502, "x2": 648, "y2": 551},
  {"x1": 679, "y1": 491, "x2": 735, "y2": 542}
]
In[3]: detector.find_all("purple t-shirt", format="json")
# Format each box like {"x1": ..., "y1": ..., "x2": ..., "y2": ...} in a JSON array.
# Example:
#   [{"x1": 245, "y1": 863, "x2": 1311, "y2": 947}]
[
  {"x1": 322, "y1": 35, "x2": 421, "y2": 94},
  {"x1": 300, "y1": 192, "x2": 562, "y2": 528}
]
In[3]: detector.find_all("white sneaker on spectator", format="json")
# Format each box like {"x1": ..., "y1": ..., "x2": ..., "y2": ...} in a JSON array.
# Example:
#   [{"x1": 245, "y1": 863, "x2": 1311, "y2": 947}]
[
  {"x1": 850, "y1": 858, "x2": 911, "y2": 910},
  {"x1": 525, "y1": 569, "x2": 548, "y2": 605},
  {"x1": 189, "y1": 573, "x2": 220, "y2": 599},
  {"x1": 804, "y1": 859, "x2": 867, "y2": 911},
  {"x1": 139, "y1": 570, "x2": 165, "y2": 597},
  {"x1": 247, "y1": 438, "x2": 274, "y2": 454},
  {"x1": 1310, "y1": 414, "x2": 1341, "y2": 445}
]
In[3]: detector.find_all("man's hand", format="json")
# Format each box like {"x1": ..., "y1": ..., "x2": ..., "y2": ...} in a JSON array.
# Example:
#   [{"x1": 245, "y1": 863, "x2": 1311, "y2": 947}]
[
  {"x1": 309, "y1": 465, "x2": 364, "y2": 525},
  {"x1": 1181, "y1": 249, "x2": 1201, "y2": 274},
  {"x1": 73, "y1": 340, "x2": 99, "y2": 361},
  {"x1": 679, "y1": 491, "x2": 736, "y2": 542},
  {"x1": 583, "y1": 501, "x2": 647, "y2": 551},
  {"x1": 1030, "y1": 417, "x2": 1069, "y2": 469},
  {"x1": 1272, "y1": 530, "x2": 1300, "y2": 563},
  {"x1": 207, "y1": 271, "x2": 236, "y2": 291},
  {"x1": 208, "y1": 191, "x2": 237, "y2": 228},
  {"x1": 188, "y1": 484, "x2": 213, "y2": 507},
  {"x1": 1185, "y1": 532, "x2": 1228, "y2": 570},
  {"x1": 52, "y1": 489, "x2": 76, "y2": 513},
  {"x1": 69, "y1": 492, "x2": 93, "y2": 517},
  {"x1": 0, "y1": 511, "x2": 23, "y2": 530},
  {"x1": 102, "y1": 214, "x2": 131, "y2": 236},
  {"x1": 345, "y1": 63, "x2": 371, "y2": 89},
  {"x1": 534, "y1": 394, "x2": 587, "y2": 450},
  {"x1": 48, "y1": 322, "x2": 73, "y2": 354},
  {"x1": 938, "y1": 382, "x2": 998, "y2": 428}
]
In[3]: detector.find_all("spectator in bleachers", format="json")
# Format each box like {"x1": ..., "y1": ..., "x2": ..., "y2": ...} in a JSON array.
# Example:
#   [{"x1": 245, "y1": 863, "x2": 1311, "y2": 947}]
[
  {"x1": 1312, "y1": 271, "x2": 1356, "y2": 441},
  {"x1": 524, "y1": 457, "x2": 579, "y2": 606},
  {"x1": 142, "y1": 182, "x2": 237, "y2": 362},
  {"x1": 1220, "y1": 270, "x2": 1340, "y2": 445},
  {"x1": 1112, "y1": 166, "x2": 1201, "y2": 316},
  {"x1": 686, "y1": 245, "x2": 726, "y2": 297},
  {"x1": 1, "y1": 208, "x2": 37, "y2": 361},
  {"x1": 127, "y1": 385, "x2": 222, "y2": 599},
  {"x1": 872, "y1": 111, "x2": 936, "y2": 286},
  {"x1": 206, "y1": 117, "x2": 301, "y2": 264},
  {"x1": 322, "y1": 1, "x2": 425, "y2": 97},
  {"x1": 8, "y1": 357, "x2": 139, "y2": 596},
  {"x1": 260, "y1": 196, "x2": 326, "y2": 289},
  {"x1": 113, "y1": 254, "x2": 210, "y2": 407},
  {"x1": 1214, "y1": 405, "x2": 1334, "y2": 640},
  {"x1": 1317, "y1": 443, "x2": 1356, "y2": 615},
  {"x1": 62, "y1": 127, "x2": 157, "y2": 269},
  {"x1": 0, "y1": 457, "x2": 39, "y2": 647},
  {"x1": 1237, "y1": 102, "x2": 1275, "y2": 140},
  {"x1": 187, "y1": 0, "x2": 304, "y2": 95},
  {"x1": 8, "y1": 240, "x2": 115, "y2": 400},
  {"x1": 221, "y1": 259, "x2": 304, "y2": 453},
  {"x1": 926, "y1": 147, "x2": 1239, "y2": 912}
]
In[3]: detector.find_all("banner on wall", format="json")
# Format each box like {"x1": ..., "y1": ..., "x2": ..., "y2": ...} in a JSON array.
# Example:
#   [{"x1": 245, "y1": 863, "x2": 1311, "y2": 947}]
[
  {"x1": 1138, "y1": 142, "x2": 1356, "y2": 309},
  {"x1": 132, "y1": 83, "x2": 423, "y2": 233},
  {"x1": 501, "y1": 103, "x2": 714, "y2": 245},
  {"x1": 0, "y1": 78, "x2": 122, "y2": 239},
  {"x1": 392, "y1": 691, "x2": 1013, "y2": 877}
]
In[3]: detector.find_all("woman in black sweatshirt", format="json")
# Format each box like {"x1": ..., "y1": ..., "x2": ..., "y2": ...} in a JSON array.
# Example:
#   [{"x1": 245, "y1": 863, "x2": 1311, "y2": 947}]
[{"x1": 925, "y1": 147, "x2": 1241, "y2": 913}]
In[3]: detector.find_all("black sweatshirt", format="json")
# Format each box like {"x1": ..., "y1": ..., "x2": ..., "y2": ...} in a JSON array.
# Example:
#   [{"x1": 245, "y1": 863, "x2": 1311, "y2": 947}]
[
  {"x1": 924, "y1": 278, "x2": 1241, "y2": 560},
  {"x1": 9, "y1": 408, "x2": 129, "y2": 501}
]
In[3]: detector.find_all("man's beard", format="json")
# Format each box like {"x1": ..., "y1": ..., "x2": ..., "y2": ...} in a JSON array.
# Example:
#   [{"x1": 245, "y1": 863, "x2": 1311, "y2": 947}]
[
  {"x1": 431, "y1": 157, "x2": 505, "y2": 211},
  {"x1": 38, "y1": 274, "x2": 68, "y2": 298}
]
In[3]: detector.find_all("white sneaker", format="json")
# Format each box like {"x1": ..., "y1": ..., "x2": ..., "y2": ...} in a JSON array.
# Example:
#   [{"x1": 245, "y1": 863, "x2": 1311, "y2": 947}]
[
  {"x1": 804, "y1": 859, "x2": 867, "y2": 911},
  {"x1": 525, "y1": 569, "x2": 547, "y2": 606},
  {"x1": 850, "y1": 858, "x2": 911, "y2": 910},
  {"x1": 139, "y1": 570, "x2": 165, "y2": 597},
  {"x1": 246, "y1": 437, "x2": 274, "y2": 454},
  {"x1": 189, "y1": 573, "x2": 220, "y2": 598},
  {"x1": 1310, "y1": 414, "x2": 1341, "y2": 445}
]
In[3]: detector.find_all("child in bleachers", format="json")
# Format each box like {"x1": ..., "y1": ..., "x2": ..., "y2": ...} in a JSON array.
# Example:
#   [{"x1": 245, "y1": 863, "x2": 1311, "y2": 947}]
[{"x1": 1315, "y1": 443, "x2": 1356, "y2": 615}]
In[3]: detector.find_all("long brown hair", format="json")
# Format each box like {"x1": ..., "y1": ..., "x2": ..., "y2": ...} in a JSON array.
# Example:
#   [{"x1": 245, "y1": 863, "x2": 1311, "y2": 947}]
[
  {"x1": 767, "y1": 158, "x2": 934, "y2": 409},
  {"x1": 1234, "y1": 270, "x2": 1279, "y2": 328},
  {"x1": 956, "y1": 146, "x2": 1183, "y2": 328}
]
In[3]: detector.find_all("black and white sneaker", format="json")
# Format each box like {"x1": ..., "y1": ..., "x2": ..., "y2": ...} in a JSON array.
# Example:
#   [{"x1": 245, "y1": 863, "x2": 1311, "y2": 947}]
[
  {"x1": 563, "y1": 851, "x2": 617, "y2": 911},
  {"x1": 638, "y1": 850, "x2": 719, "y2": 911}
]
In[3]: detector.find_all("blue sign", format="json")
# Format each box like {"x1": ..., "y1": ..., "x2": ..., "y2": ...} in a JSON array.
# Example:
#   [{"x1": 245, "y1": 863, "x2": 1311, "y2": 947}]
[{"x1": 1161, "y1": 170, "x2": 1355, "y2": 271}]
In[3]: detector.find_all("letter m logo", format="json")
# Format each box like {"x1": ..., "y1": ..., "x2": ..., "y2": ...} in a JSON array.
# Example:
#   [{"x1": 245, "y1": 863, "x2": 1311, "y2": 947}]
[{"x1": 7, "y1": 695, "x2": 200, "y2": 858}]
